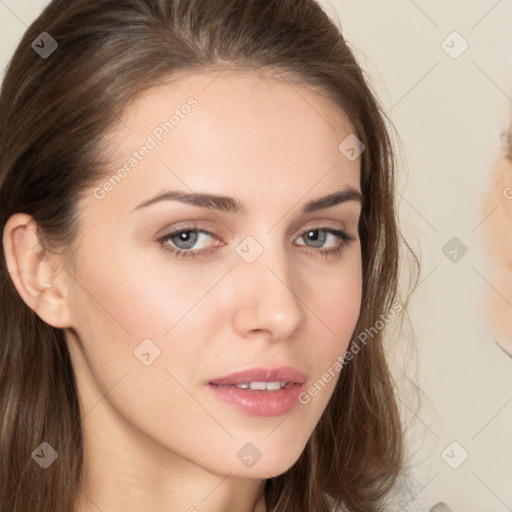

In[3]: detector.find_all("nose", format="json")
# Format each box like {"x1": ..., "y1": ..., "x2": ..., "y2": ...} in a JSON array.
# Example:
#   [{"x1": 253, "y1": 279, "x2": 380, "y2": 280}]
[{"x1": 230, "y1": 241, "x2": 306, "y2": 341}]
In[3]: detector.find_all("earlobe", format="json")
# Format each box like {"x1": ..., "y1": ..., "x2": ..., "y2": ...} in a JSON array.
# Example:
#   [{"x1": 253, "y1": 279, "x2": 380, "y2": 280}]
[{"x1": 2, "y1": 213, "x2": 73, "y2": 329}]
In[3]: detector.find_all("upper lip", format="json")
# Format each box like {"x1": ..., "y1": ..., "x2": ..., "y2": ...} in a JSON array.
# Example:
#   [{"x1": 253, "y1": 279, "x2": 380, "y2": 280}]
[{"x1": 208, "y1": 366, "x2": 308, "y2": 386}]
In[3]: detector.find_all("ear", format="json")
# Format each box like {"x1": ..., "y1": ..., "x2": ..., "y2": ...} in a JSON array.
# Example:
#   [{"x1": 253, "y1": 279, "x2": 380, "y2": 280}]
[{"x1": 2, "y1": 213, "x2": 73, "y2": 328}]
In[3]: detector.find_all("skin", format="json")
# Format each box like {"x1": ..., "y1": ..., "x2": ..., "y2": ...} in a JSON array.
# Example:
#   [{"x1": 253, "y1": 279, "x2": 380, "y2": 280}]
[
  {"x1": 482, "y1": 156, "x2": 512, "y2": 357},
  {"x1": 4, "y1": 70, "x2": 363, "y2": 512}
]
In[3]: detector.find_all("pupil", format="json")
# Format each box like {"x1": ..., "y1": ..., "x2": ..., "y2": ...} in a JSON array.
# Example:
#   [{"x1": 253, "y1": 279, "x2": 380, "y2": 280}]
[
  {"x1": 173, "y1": 230, "x2": 198, "y2": 249},
  {"x1": 307, "y1": 229, "x2": 325, "y2": 248}
]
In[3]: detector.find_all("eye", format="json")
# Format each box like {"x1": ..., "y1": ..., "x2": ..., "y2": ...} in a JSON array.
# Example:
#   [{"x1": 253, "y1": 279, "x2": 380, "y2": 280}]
[
  {"x1": 295, "y1": 228, "x2": 356, "y2": 258},
  {"x1": 157, "y1": 228, "x2": 221, "y2": 259},
  {"x1": 156, "y1": 226, "x2": 356, "y2": 260}
]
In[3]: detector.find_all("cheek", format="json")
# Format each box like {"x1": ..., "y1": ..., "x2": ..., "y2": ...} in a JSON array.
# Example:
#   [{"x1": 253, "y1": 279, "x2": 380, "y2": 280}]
[
  {"x1": 298, "y1": 250, "x2": 363, "y2": 396},
  {"x1": 69, "y1": 240, "x2": 220, "y2": 339},
  {"x1": 65, "y1": 237, "x2": 219, "y2": 403},
  {"x1": 316, "y1": 249, "x2": 363, "y2": 344},
  {"x1": 329, "y1": 266, "x2": 362, "y2": 325},
  {"x1": 66, "y1": 248, "x2": 240, "y2": 467}
]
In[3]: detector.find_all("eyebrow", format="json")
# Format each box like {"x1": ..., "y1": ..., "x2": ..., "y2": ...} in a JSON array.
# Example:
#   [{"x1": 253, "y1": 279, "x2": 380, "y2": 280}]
[{"x1": 132, "y1": 187, "x2": 363, "y2": 215}]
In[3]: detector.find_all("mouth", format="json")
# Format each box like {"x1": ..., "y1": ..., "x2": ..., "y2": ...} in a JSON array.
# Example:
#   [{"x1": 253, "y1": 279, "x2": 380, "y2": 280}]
[
  {"x1": 207, "y1": 366, "x2": 308, "y2": 417},
  {"x1": 210, "y1": 381, "x2": 296, "y2": 391}
]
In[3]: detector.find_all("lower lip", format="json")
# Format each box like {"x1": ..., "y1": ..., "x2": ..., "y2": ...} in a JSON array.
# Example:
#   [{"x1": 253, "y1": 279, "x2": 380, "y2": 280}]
[{"x1": 207, "y1": 382, "x2": 305, "y2": 417}]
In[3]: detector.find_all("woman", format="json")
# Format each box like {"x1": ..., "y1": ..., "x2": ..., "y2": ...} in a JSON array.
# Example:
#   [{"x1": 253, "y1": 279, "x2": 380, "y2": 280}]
[{"x1": 0, "y1": 1, "x2": 419, "y2": 511}]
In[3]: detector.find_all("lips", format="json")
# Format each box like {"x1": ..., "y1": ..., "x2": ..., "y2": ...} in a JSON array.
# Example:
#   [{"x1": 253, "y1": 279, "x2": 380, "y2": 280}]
[
  {"x1": 208, "y1": 366, "x2": 308, "y2": 386},
  {"x1": 207, "y1": 365, "x2": 308, "y2": 417}
]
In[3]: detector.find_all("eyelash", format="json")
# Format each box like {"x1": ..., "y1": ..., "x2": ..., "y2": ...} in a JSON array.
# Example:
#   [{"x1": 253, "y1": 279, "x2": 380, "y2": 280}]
[{"x1": 156, "y1": 225, "x2": 357, "y2": 260}]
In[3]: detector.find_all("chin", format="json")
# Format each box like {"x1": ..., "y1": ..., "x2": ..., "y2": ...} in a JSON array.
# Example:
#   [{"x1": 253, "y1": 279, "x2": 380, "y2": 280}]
[
  {"x1": 213, "y1": 437, "x2": 308, "y2": 480},
  {"x1": 233, "y1": 451, "x2": 305, "y2": 480}
]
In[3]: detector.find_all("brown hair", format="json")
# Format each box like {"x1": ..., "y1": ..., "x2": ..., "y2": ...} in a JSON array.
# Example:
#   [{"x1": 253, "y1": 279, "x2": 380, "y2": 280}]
[{"x1": 0, "y1": 1, "x2": 419, "y2": 511}]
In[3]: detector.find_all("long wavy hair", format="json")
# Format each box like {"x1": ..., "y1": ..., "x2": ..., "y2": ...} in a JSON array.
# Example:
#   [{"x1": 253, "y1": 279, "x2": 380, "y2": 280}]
[{"x1": 0, "y1": 1, "x2": 419, "y2": 511}]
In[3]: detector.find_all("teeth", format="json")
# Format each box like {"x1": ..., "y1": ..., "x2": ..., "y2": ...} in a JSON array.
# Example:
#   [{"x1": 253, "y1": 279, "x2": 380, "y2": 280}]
[
  {"x1": 250, "y1": 382, "x2": 267, "y2": 390},
  {"x1": 234, "y1": 381, "x2": 289, "y2": 391},
  {"x1": 262, "y1": 381, "x2": 281, "y2": 391}
]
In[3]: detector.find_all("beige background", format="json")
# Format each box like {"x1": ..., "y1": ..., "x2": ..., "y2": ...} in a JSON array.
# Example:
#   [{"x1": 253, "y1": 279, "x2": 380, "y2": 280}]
[{"x1": 1, "y1": 0, "x2": 512, "y2": 510}]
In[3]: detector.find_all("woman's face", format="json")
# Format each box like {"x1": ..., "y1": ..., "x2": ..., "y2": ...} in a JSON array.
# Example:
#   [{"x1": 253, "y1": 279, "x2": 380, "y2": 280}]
[
  {"x1": 483, "y1": 157, "x2": 512, "y2": 356},
  {"x1": 64, "y1": 70, "x2": 363, "y2": 480}
]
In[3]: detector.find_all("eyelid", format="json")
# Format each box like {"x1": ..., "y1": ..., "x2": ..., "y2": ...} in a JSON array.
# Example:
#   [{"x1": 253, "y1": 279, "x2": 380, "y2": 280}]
[
  {"x1": 294, "y1": 219, "x2": 348, "y2": 237},
  {"x1": 154, "y1": 220, "x2": 219, "y2": 239}
]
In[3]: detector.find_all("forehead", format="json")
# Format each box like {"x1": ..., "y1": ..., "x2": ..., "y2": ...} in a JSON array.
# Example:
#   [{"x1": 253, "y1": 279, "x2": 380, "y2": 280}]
[
  {"x1": 92, "y1": 69, "x2": 361, "y2": 213},
  {"x1": 122, "y1": 68, "x2": 353, "y2": 130}
]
